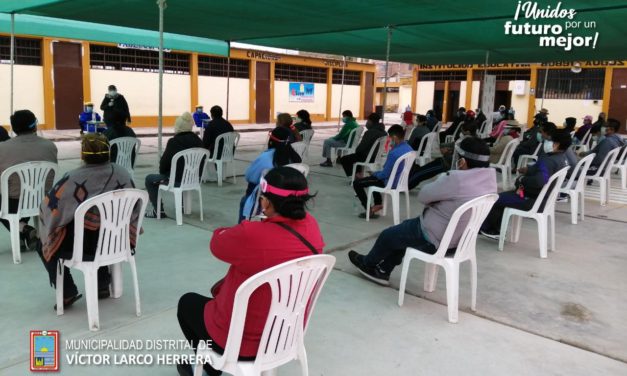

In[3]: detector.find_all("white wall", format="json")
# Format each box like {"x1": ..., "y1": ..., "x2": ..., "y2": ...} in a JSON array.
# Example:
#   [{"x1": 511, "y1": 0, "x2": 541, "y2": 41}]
[
  {"x1": 90, "y1": 70, "x2": 190, "y2": 116},
  {"x1": 0, "y1": 65, "x2": 45, "y2": 124},
  {"x1": 534, "y1": 99, "x2": 603, "y2": 125},
  {"x1": 399, "y1": 86, "x2": 413, "y2": 113},
  {"x1": 274, "y1": 81, "x2": 327, "y2": 117},
  {"x1": 198, "y1": 77, "x2": 249, "y2": 120},
  {"x1": 459, "y1": 82, "x2": 467, "y2": 109},
  {"x1": 331, "y1": 84, "x2": 360, "y2": 119},
  {"x1": 471, "y1": 81, "x2": 481, "y2": 110},
  {"x1": 508, "y1": 81, "x2": 530, "y2": 123},
  {"x1": 416, "y1": 81, "x2": 435, "y2": 114}
]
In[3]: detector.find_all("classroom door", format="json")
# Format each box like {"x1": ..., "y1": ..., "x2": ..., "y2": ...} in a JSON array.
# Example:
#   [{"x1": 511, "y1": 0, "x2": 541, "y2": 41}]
[
  {"x1": 53, "y1": 42, "x2": 83, "y2": 130},
  {"x1": 609, "y1": 69, "x2": 627, "y2": 133},
  {"x1": 255, "y1": 62, "x2": 271, "y2": 124},
  {"x1": 363, "y1": 72, "x2": 374, "y2": 118}
]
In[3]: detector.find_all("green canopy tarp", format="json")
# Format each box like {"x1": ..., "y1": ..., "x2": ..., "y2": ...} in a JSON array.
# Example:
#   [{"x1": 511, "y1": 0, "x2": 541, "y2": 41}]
[{"x1": 1, "y1": 0, "x2": 626, "y2": 64}]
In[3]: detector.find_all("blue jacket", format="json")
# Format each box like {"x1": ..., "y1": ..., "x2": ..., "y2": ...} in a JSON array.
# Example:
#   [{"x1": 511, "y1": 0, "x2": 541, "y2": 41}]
[
  {"x1": 242, "y1": 150, "x2": 276, "y2": 218},
  {"x1": 590, "y1": 134, "x2": 625, "y2": 168},
  {"x1": 193, "y1": 111, "x2": 210, "y2": 127},
  {"x1": 78, "y1": 111, "x2": 102, "y2": 131},
  {"x1": 373, "y1": 141, "x2": 413, "y2": 185}
]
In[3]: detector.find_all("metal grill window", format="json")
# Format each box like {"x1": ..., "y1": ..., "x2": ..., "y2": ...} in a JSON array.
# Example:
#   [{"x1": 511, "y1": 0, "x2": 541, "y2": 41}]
[
  {"x1": 418, "y1": 70, "x2": 467, "y2": 81},
  {"x1": 332, "y1": 69, "x2": 361, "y2": 85},
  {"x1": 275, "y1": 63, "x2": 327, "y2": 83},
  {"x1": 198, "y1": 56, "x2": 249, "y2": 78},
  {"x1": 90, "y1": 45, "x2": 189, "y2": 74},
  {"x1": 537, "y1": 68, "x2": 605, "y2": 100},
  {"x1": 0, "y1": 37, "x2": 42, "y2": 65},
  {"x1": 473, "y1": 69, "x2": 531, "y2": 81}
]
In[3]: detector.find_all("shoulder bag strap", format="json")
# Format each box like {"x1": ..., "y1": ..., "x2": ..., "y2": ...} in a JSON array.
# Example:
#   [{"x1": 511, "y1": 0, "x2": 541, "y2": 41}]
[{"x1": 273, "y1": 222, "x2": 319, "y2": 255}]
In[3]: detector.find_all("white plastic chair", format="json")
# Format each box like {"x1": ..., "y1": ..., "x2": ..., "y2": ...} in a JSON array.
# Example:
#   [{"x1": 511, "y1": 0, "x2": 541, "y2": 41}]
[
  {"x1": 588, "y1": 147, "x2": 621, "y2": 206},
  {"x1": 194, "y1": 254, "x2": 336, "y2": 376},
  {"x1": 477, "y1": 120, "x2": 492, "y2": 139},
  {"x1": 515, "y1": 142, "x2": 542, "y2": 172},
  {"x1": 431, "y1": 121, "x2": 442, "y2": 133},
  {"x1": 286, "y1": 163, "x2": 310, "y2": 177},
  {"x1": 109, "y1": 137, "x2": 141, "y2": 178},
  {"x1": 299, "y1": 129, "x2": 314, "y2": 158},
  {"x1": 56, "y1": 189, "x2": 148, "y2": 331},
  {"x1": 398, "y1": 194, "x2": 498, "y2": 323},
  {"x1": 558, "y1": 154, "x2": 595, "y2": 224},
  {"x1": 350, "y1": 135, "x2": 388, "y2": 184},
  {"x1": 331, "y1": 127, "x2": 363, "y2": 163},
  {"x1": 498, "y1": 167, "x2": 569, "y2": 258},
  {"x1": 572, "y1": 129, "x2": 592, "y2": 153},
  {"x1": 612, "y1": 146, "x2": 627, "y2": 190},
  {"x1": 490, "y1": 138, "x2": 520, "y2": 190},
  {"x1": 291, "y1": 142, "x2": 307, "y2": 161},
  {"x1": 158, "y1": 148, "x2": 209, "y2": 225},
  {"x1": 415, "y1": 132, "x2": 437, "y2": 166},
  {"x1": 0, "y1": 161, "x2": 58, "y2": 264},
  {"x1": 366, "y1": 152, "x2": 416, "y2": 225},
  {"x1": 203, "y1": 131, "x2": 240, "y2": 186},
  {"x1": 444, "y1": 122, "x2": 464, "y2": 144}
]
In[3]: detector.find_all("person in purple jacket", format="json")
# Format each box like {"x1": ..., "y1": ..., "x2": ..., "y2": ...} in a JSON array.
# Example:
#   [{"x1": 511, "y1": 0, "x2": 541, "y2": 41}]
[
  {"x1": 348, "y1": 137, "x2": 497, "y2": 285},
  {"x1": 352, "y1": 125, "x2": 414, "y2": 219}
]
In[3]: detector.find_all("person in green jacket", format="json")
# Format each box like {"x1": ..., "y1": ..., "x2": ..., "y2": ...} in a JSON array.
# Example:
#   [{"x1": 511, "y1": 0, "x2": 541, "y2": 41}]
[{"x1": 320, "y1": 110, "x2": 359, "y2": 167}]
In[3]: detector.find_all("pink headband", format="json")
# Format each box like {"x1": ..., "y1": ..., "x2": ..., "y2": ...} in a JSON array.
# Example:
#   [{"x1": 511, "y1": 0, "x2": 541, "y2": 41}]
[{"x1": 260, "y1": 177, "x2": 309, "y2": 197}]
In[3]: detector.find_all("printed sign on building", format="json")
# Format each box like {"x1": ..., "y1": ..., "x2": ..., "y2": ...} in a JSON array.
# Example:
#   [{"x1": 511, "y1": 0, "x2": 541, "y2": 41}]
[{"x1": 289, "y1": 83, "x2": 315, "y2": 102}]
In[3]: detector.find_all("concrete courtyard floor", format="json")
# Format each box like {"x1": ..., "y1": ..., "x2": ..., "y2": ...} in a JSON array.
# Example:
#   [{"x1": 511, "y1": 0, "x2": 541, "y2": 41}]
[{"x1": 1, "y1": 128, "x2": 627, "y2": 375}]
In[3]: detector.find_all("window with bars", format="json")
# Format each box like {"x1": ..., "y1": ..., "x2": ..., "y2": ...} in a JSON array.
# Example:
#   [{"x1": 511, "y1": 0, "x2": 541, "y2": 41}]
[
  {"x1": 536, "y1": 68, "x2": 605, "y2": 99},
  {"x1": 473, "y1": 69, "x2": 531, "y2": 81},
  {"x1": 275, "y1": 63, "x2": 327, "y2": 83},
  {"x1": 198, "y1": 56, "x2": 249, "y2": 78},
  {"x1": 0, "y1": 37, "x2": 42, "y2": 65},
  {"x1": 332, "y1": 69, "x2": 361, "y2": 85},
  {"x1": 418, "y1": 70, "x2": 467, "y2": 81},
  {"x1": 90, "y1": 45, "x2": 190, "y2": 74}
]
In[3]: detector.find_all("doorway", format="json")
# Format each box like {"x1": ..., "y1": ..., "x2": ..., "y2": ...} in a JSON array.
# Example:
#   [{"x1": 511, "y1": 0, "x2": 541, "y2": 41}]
[
  {"x1": 609, "y1": 69, "x2": 627, "y2": 134},
  {"x1": 53, "y1": 42, "x2": 83, "y2": 130},
  {"x1": 433, "y1": 81, "x2": 444, "y2": 120},
  {"x1": 255, "y1": 62, "x2": 271, "y2": 124}
]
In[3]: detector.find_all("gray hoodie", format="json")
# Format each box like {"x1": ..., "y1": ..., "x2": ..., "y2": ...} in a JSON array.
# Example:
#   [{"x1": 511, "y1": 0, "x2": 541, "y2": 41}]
[{"x1": 419, "y1": 168, "x2": 497, "y2": 248}]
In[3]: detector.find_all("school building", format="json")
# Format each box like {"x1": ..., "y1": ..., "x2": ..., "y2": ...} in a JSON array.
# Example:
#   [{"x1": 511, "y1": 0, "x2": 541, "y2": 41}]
[{"x1": 0, "y1": 33, "x2": 376, "y2": 130}]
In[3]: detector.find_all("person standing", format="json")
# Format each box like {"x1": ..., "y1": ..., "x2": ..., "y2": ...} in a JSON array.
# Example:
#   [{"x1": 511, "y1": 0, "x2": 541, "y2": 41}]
[{"x1": 100, "y1": 85, "x2": 131, "y2": 128}]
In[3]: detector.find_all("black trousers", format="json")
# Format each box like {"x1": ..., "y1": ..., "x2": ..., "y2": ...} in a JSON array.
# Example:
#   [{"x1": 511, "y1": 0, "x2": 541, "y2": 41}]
[
  {"x1": 340, "y1": 153, "x2": 366, "y2": 177},
  {"x1": 177, "y1": 293, "x2": 256, "y2": 376},
  {"x1": 408, "y1": 158, "x2": 447, "y2": 190},
  {"x1": 482, "y1": 191, "x2": 536, "y2": 233},
  {"x1": 0, "y1": 196, "x2": 29, "y2": 231},
  {"x1": 353, "y1": 176, "x2": 386, "y2": 209}
]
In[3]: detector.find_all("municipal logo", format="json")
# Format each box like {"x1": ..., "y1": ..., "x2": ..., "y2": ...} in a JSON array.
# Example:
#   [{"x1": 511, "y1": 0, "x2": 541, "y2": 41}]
[{"x1": 30, "y1": 330, "x2": 59, "y2": 372}]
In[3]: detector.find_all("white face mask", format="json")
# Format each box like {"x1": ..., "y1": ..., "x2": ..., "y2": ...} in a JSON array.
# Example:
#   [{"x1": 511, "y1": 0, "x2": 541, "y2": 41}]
[
  {"x1": 108, "y1": 90, "x2": 117, "y2": 97},
  {"x1": 543, "y1": 140, "x2": 554, "y2": 154}
]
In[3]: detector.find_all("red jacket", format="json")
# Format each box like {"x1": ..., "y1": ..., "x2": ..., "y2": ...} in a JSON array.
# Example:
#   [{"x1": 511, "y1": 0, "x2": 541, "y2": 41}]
[{"x1": 205, "y1": 213, "x2": 325, "y2": 357}]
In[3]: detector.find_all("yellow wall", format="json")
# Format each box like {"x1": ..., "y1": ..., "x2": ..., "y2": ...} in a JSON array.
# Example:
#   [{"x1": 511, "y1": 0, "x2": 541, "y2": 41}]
[
  {"x1": 197, "y1": 76, "x2": 250, "y2": 120},
  {"x1": 331, "y1": 84, "x2": 361, "y2": 120},
  {"x1": 0, "y1": 65, "x2": 45, "y2": 125},
  {"x1": 273, "y1": 81, "x2": 327, "y2": 118},
  {"x1": 535, "y1": 99, "x2": 603, "y2": 125}
]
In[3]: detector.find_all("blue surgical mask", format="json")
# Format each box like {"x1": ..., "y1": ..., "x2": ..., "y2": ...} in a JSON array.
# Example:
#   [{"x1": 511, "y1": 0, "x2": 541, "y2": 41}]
[
  {"x1": 196, "y1": 108, "x2": 203, "y2": 113},
  {"x1": 543, "y1": 140, "x2": 554, "y2": 154},
  {"x1": 85, "y1": 107, "x2": 93, "y2": 113},
  {"x1": 536, "y1": 132, "x2": 543, "y2": 143}
]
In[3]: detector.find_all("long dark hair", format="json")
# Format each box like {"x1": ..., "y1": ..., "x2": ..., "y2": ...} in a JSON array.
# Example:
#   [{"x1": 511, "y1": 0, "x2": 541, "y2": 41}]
[
  {"x1": 296, "y1": 110, "x2": 312, "y2": 126},
  {"x1": 263, "y1": 166, "x2": 315, "y2": 220},
  {"x1": 268, "y1": 127, "x2": 302, "y2": 166}
]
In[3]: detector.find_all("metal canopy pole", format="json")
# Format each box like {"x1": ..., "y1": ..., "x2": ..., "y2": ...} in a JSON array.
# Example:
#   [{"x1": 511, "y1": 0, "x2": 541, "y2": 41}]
[
  {"x1": 381, "y1": 26, "x2": 393, "y2": 125},
  {"x1": 226, "y1": 41, "x2": 231, "y2": 120},
  {"x1": 10, "y1": 13, "x2": 15, "y2": 117},
  {"x1": 157, "y1": 0, "x2": 166, "y2": 157},
  {"x1": 540, "y1": 67, "x2": 549, "y2": 110},
  {"x1": 337, "y1": 55, "x2": 346, "y2": 131}
]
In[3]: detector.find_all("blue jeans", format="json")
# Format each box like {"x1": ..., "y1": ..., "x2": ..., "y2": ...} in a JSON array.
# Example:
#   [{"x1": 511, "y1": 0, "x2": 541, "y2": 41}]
[{"x1": 364, "y1": 217, "x2": 436, "y2": 273}]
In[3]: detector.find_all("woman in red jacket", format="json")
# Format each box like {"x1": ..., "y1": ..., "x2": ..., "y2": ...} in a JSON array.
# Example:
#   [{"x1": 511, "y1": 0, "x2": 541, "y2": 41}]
[{"x1": 177, "y1": 166, "x2": 324, "y2": 376}]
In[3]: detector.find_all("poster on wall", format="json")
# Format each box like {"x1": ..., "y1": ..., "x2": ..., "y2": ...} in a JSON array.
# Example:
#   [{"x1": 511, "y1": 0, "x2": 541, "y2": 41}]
[
  {"x1": 481, "y1": 75, "x2": 496, "y2": 116},
  {"x1": 289, "y1": 82, "x2": 315, "y2": 102}
]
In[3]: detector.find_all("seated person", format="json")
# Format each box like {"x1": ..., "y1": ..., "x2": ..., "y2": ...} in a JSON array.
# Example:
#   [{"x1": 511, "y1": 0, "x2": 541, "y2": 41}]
[
  {"x1": 32, "y1": 134, "x2": 137, "y2": 308},
  {"x1": 0, "y1": 110, "x2": 57, "y2": 250},
  {"x1": 144, "y1": 112, "x2": 204, "y2": 218},
  {"x1": 401, "y1": 107, "x2": 414, "y2": 127},
  {"x1": 193, "y1": 105, "x2": 210, "y2": 128},
  {"x1": 78, "y1": 101, "x2": 103, "y2": 133},
  {"x1": 475, "y1": 108, "x2": 487, "y2": 125},
  {"x1": 533, "y1": 123, "x2": 578, "y2": 175},
  {"x1": 489, "y1": 127, "x2": 519, "y2": 164},
  {"x1": 0, "y1": 125, "x2": 9, "y2": 142},
  {"x1": 348, "y1": 137, "x2": 497, "y2": 285},
  {"x1": 574, "y1": 115, "x2": 593, "y2": 143},
  {"x1": 480, "y1": 129, "x2": 571, "y2": 239},
  {"x1": 239, "y1": 127, "x2": 302, "y2": 222},
  {"x1": 293, "y1": 109, "x2": 313, "y2": 132},
  {"x1": 563, "y1": 117, "x2": 576, "y2": 134},
  {"x1": 352, "y1": 125, "x2": 413, "y2": 218},
  {"x1": 408, "y1": 115, "x2": 430, "y2": 150},
  {"x1": 104, "y1": 109, "x2": 138, "y2": 167},
  {"x1": 425, "y1": 110, "x2": 438, "y2": 131},
  {"x1": 580, "y1": 118, "x2": 626, "y2": 175},
  {"x1": 592, "y1": 112, "x2": 607, "y2": 129},
  {"x1": 176, "y1": 166, "x2": 323, "y2": 376},
  {"x1": 339, "y1": 112, "x2": 387, "y2": 178},
  {"x1": 276, "y1": 112, "x2": 302, "y2": 142},
  {"x1": 512, "y1": 112, "x2": 545, "y2": 166},
  {"x1": 439, "y1": 107, "x2": 466, "y2": 143},
  {"x1": 202, "y1": 105, "x2": 234, "y2": 159},
  {"x1": 319, "y1": 110, "x2": 359, "y2": 167},
  {"x1": 407, "y1": 122, "x2": 478, "y2": 190}
]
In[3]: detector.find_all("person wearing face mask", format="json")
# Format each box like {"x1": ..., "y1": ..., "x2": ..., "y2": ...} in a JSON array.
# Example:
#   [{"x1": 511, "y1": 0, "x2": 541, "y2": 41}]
[
  {"x1": 293, "y1": 109, "x2": 312, "y2": 132},
  {"x1": 580, "y1": 118, "x2": 625, "y2": 175},
  {"x1": 512, "y1": 111, "x2": 546, "y2": 167},
  {"x1": 352, "y1": 125, "x2": 413, "y2": 218},
  {"x1": 319, "y1": 110, "x2": 359, "y2": 167},
  {"x1": 489, "y1": 126, "x2": 519, "y2": 164},
  {"x1": 408, "y1": 115, "x2": 430, "y2": 150},
  {"x1": 439, "y1": 107, "x2": 466, "y2": 143},
  {"x1": 78, "y1": 102, "x2": 103, "y2": 134},
  {"x1": 192, "y1": 105, "x2": 210, "y2": 129},
  {"x1": 100, "y1": 84, "x2": 131, "y2": 128},
  {"x1": 339, "y1": 112, "x2": 387, "y2": 178},
  {"x1": 425, "y1": 109, "x2": 438, "y2": 131},
  {"x1": 475, "y1": 108, "x2": 487, "y2": 125},
  {"x1": 480, "y1": 129, "x2": 571, "y2": 240},
  {"x1": 348, "y1": 137, "x2": 497, "y2": 285},
  {"x1": 535, "y1": 123, "x2": 577, "y2": 174},
  {"x1": 574, "y1": 114, "x2": 593, "y2": 144}
]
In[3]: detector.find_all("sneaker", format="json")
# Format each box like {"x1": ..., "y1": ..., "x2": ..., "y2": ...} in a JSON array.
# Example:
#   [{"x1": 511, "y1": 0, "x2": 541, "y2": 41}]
[
  {"x1": 556, "y1": 195, "x2": 569, "y2": 203},
  {"x1": 479, "y1": 230, "x2": 500, "y2": 241},
  {"x1": 319, "y1": 160, "x2": 333, "y2": 167},
  {"x1": 145, "y1": 209, "x2": 167, "y2": 219},
  {"x1": 348, "y1": 250, "x2": 390, "y2": 286},
  {"x1": 24, "y1": 225, "x2": 40, "y2": 251}
]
